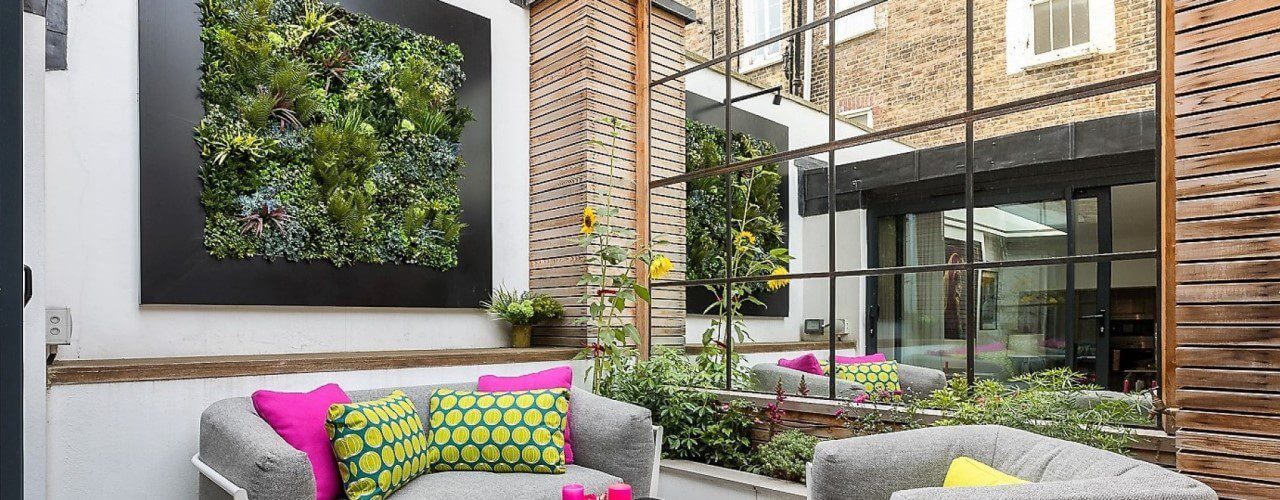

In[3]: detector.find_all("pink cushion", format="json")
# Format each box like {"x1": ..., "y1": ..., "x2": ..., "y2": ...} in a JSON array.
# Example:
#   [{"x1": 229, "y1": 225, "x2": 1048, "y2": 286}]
[
  {"x1": 778, "y1": 353, "x2": 824, "y2": 375},
  {"x1": 251, "y1": 383, "x2": 351, "y2": 500},
  {"x1": 833, "y1": 352, "x2": 887, "y2": 365},
  {"x1": 477, "y1": 366, "x2": 575, "y2": 463}
]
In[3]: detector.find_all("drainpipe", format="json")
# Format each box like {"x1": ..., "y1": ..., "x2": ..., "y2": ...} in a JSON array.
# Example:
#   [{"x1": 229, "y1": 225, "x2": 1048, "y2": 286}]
[{"x1": 802, "y1": 0, "x2": 814, "y2": 100}]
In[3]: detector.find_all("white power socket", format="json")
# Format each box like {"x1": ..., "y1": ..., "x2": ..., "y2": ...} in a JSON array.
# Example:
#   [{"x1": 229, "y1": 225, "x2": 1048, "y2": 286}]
[{"x1": 46, "y1": 307, "x2": 72, "y2": 345}]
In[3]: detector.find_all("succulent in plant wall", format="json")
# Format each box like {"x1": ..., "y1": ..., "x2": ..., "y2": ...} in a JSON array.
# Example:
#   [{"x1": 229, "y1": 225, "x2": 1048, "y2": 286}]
[{"x1": 196, "y1": 0, "x2": 472, "y2": 269}]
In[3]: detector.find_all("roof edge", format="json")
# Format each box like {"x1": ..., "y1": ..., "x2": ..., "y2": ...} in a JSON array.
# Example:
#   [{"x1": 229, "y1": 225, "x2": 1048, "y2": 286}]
[{"x1": 515, "y1": 0, "x2": 698, "y2": 24}]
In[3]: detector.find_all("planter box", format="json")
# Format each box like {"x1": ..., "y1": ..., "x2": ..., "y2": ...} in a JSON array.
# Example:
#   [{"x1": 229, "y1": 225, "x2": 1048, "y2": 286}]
[{"x1": 658, "y1": 459, "x2": 806, "y2": 500}]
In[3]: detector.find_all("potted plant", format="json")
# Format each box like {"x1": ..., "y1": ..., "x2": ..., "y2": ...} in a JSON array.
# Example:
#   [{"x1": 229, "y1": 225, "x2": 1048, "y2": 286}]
[{"x1": 482, "y1": 288, "x2": 565, "y2": 348}]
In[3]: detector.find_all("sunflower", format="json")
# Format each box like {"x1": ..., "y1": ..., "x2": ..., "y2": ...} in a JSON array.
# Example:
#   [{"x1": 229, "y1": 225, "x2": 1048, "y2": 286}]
[
  {"x1": 766, "y1": 267, "x2": 790, "y2": 291},
  {"x1": 649, "y1": 255, "x2": 673, "y2": 279},
  {"x1": 735, "y1": 230, "x2": 757, "y2": 245},
  {"x1": 580, "y1": 207, "x2": 597, "y2": 234}
]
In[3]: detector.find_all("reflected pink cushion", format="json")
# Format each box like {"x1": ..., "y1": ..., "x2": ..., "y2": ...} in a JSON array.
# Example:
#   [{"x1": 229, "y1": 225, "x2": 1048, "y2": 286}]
[
  {"x1": 477, "y1": 366, "x2": 575, "y2": 463},
  {"x1": 778, "y1": 353, "x2": 824, "y2": 375},
  {"x1": 833, "y1": 352, "x2": 887, "y2": 365},
  {"x1": 251, "y1": 383, "x2": 351, "y2": 500}
]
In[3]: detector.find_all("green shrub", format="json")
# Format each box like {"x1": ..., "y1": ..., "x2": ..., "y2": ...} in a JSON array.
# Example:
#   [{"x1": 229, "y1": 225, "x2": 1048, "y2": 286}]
[
  {"x1": 912, "y1": 368, "x2": 1144, "y2": 454},
  {"x1": 196, "y1": 0, "x2": 471, "y2": 268},
  {"x1": 601, "y1": 348, "x2": 756, "y2": 470},
  {"x1": 752, "y1": 430, "x2": 818, "y2": 483}
]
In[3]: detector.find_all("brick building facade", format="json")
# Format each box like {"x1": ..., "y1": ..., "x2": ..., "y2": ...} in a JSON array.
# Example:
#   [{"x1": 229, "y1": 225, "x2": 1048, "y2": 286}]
[{"x1": 682, "y1": 0, "x2": 1155, "y2": 147}]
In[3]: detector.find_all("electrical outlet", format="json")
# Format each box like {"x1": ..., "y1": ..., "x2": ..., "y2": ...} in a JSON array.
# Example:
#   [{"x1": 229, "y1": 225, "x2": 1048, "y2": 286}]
[{"x1": 46, "y1": 307, "x2": 72, "y2": 345}]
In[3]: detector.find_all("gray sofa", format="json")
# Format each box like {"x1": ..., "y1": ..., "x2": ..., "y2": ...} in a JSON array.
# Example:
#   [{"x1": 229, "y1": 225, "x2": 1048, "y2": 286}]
[
  {"x1": 808, "y1": 425, "x2": 1216, "y2": 500},
  {"x1": 195, "y1": 383, "x2": 659, "y2": 500},
  {"x1": 752, "y1": 362, "x2": 947, "y2": 399}
]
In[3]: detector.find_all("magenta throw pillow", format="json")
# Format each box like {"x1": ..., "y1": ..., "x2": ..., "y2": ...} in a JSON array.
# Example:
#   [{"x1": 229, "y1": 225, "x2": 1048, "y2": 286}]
[
  {"x1": 477, "y1": 365, "x2": 576, "y2": 463},
  {"x1": 833, "y1": 352, "x2": 887, "y2": 365},
  {"x1": 778, "y1": 353, "x2": 825, "y2": 375},
  {"x1": 251, "y1": 383, "x2": 351, "y2": 500}
]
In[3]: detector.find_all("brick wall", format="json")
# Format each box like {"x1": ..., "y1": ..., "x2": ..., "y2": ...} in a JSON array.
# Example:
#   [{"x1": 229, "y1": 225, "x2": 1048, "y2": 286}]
[{"x1": 682, "y1": 0, "x2": 1155, "y2": 148}]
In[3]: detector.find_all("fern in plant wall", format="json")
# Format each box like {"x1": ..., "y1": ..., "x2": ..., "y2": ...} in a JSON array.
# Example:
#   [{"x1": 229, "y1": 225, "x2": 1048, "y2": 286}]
[{"x1": 196, "y1": 0, "x2": 472, "y2": 268}]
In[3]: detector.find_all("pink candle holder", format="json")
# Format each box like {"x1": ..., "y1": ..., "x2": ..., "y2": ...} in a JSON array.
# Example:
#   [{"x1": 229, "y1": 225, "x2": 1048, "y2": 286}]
[
  {"x1": 607, "y1": 483, "x2": 632, "y2": 500},
  {"x1": 562, "y1": 483, "x2": 585, "y2": 500}
]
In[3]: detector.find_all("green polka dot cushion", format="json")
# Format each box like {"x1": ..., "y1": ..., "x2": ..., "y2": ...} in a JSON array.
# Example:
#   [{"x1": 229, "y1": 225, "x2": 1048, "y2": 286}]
[
  {"x1": 425, "y1": 387, "x2": 569, "y2": 474},
  {"x1": 325, "y1": 390, "x2": 431, "y2": 500},
  {"x1": 822, "y1": 360, "x2": 902, "y2": 394}
]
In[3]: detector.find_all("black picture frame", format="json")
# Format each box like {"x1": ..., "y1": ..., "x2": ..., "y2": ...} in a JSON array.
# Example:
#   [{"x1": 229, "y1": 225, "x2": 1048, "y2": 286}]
[{"x1": 139, "y1": 0, "x2": 493, "y2": 307}]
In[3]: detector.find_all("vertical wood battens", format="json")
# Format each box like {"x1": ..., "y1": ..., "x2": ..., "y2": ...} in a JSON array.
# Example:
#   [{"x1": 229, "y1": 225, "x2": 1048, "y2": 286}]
[
  {"x1": 1168, "y1": 0, "x2": 1280, "y2": 497},
  {"x1": 529, "y1": 1, "x2": 687, "y2": 348}
]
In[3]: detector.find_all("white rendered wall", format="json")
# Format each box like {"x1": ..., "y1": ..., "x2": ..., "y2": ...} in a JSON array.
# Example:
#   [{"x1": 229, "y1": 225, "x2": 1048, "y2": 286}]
[
  {"x1": 46, "y1": 360, "x2": 589, "y2": 500},
  {"x1": 23, "y1": 12, "x2": 48, "y2": 499},
  {"x1": 42, "y1": 0, "x2": 531, "y2": 360}
]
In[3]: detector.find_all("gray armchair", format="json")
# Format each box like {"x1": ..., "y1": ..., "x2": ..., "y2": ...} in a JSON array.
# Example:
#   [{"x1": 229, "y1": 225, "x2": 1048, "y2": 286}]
[
  {"x1": 752, "y1": 362, "x2": 947, "y2": 399},
  {"x1": 808, "y1": 425, "x2": 1216, "y2": 500},
  {"x1": 196, "y1": 384, "x2": 659, "y2": 500}
]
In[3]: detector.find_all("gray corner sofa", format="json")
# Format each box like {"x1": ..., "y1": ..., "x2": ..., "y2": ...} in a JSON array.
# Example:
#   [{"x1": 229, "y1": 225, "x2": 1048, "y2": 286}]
[
  {"x1": 195, "y1": 383, "x2": 659, "y2": 500},
  {"x1": 752, "y1": 362, "x2": 947, "y2": 399},
  {"x1": 808, "y1": 425, "x2": 1217, "y2": 500}
]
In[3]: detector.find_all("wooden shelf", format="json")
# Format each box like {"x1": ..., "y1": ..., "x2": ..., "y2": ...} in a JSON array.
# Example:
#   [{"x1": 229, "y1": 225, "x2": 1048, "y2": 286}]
[
  {"x1": 47, "y1": 347, "x2": 581, "y2": 386},
  {"x1": 684, "y1": 340, "x2": 858, "y2": 355}
]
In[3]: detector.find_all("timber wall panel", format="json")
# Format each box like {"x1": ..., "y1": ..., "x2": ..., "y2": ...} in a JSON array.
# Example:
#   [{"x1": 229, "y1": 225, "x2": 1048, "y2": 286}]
[
  {"x1": 1168, "y1": 0, "x2": 1280, "y2": 497},
  {"x1": 528, "y1": 0, "x2": 688, "y2": 347}
]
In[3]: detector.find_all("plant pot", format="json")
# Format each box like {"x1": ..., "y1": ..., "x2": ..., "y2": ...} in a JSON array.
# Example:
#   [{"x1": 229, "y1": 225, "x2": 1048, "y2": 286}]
[{"x1": 511, "y1": 324, "x2": 533, "y2": 348}]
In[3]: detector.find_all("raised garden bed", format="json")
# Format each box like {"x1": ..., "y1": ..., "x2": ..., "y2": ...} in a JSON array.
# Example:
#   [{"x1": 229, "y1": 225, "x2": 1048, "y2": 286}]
[{"x1": 658, "y1": 459, "x2": 806, "y2": 500}]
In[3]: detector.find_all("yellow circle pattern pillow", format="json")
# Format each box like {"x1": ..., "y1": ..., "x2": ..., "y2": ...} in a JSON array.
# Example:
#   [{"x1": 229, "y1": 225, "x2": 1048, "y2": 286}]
[
  {"x1": 326, "y1": 391, "x2": 430, "y2": 500},
  {"x1": 822, "y1": 360, "x2": 902, "y2": 393},
  {"x1": 426, "y1": 387, "x2": 569, "y2": 474}
]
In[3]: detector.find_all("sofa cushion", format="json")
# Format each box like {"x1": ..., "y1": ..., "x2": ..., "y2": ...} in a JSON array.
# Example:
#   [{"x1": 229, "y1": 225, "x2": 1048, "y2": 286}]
[
  {"x1": 823, "y1": 360, "x2": 902, "y2": 394},
  {"x1": 778, "y1": 353, "x2": 824, "y2": 375},
  {"x1": 833, "y1": 352, "x2": 886, "y2": 365},
  {"x1": 943, "y1": 457, "x2": 1028, "y2": 488},
  {"x1": 326, "y1": 391, "x2": 430, "y2": 500},
  {"x1": 251, "y1": 383, "x2": 351, "y2": 500},
  {"x1": 477, "y1": 366, "x2": 576, "y2": 463},
  {"x1": 393, "y1": 465, "x2": 620, "y2": 500},
  {"x1": 425, "y1": 387, "x2": 569, "y2": 474}
]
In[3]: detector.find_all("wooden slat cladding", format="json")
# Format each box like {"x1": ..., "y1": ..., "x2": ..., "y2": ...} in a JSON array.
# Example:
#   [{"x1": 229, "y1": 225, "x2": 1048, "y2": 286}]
[
  {"x1": 527, "y1": 0, "x2": 688, "y2": 348},
  {"x1": 1168, "y1": 1, "x2": 1280, "y2": 496}
]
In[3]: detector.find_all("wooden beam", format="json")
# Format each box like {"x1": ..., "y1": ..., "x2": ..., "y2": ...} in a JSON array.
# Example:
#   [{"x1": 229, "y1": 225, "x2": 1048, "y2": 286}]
[
  {"x1": 635, "y1": 0, "x2": 652, "y2": 359},
  {"x1": 1158, "y1": 0, "x2": 1180, "y2": 428},
  {"x1": 47, "y1": 347, "x2": 581, "y2": 385}
]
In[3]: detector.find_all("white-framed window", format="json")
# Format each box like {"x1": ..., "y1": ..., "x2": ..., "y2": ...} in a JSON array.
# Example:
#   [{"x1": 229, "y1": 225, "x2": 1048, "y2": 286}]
[
  {"x1": 1005, "y1": 0, "x2": 1116, "y2": 74},
  {"x1": 830, "y1": 0, "x2": 877, "y2": 45},
  {"x1": 740, "y1": 0, "x2": 784, "y2": 71},
  {"x1": 841, "y1": 107, "x2": 874, "y2": 129}
]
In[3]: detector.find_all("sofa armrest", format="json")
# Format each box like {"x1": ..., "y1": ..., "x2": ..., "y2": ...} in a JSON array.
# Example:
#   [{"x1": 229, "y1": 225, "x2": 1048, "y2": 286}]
[
  {"x1": 898, "y1": 363, "x2": 947, "y2": 398},
  {"x1": 569, "y1": 388, "x2": 657, "y2": 495},
  {"x1": 810, "y1": 427, "x2": 995, "y2": 500},
  {"x1": 199, "y1": 397, "x2": 315, "y2": 500},
  {"x1": 891, "y1": 477, "x2": 1218, "y2": 500}
]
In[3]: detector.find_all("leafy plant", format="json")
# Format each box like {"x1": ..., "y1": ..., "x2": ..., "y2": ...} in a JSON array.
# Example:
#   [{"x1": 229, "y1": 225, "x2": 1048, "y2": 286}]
[
  {"x1": 751, "y1": 430, "x2": 818, "y2": 483},
  {"x1": 196, "y1": 0, "x2": 470, "y2": 268},
  {"x1": 481, "y1": 288, "x2": 565, "y2": 326},
  {"x1": 601, "y1": 348, "x2": 757, "y2": 470},
  {"x1": 574, "y1": 117, "x2": 669, "y2": 393},
  {"x1": 687, "y1": 119, "x2": 793, "y2": 374},
  {"x1": 912, "y1": 369, "x2": 1143, "y2": 454}
]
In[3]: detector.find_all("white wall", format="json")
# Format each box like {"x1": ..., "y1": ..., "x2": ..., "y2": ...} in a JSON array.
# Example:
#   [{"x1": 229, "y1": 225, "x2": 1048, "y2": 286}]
[
  {"x1": 683, "y1": 66, "x2": 910, "y2": 348},
  {"x1": 42, "y1": 0, "x2": 531, "y2": 360},
  {"x1": 23, "y1": 12, "x2": 49, "y2": 499},
  {"x1": 46, "y1": 360, "x2": 588, "y2": 500}
]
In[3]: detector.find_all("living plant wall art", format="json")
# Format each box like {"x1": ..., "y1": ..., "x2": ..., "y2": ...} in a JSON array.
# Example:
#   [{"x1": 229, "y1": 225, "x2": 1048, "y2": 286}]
[
  {"x1": 139, "y1": 0, "x2": 492, "y2": 307},
  {"x1": 197, "y1": 0, "x2": 471, "y2": 269},
  {"x1": 685, "y1": 119, "x2": 788, "y2": 305}
]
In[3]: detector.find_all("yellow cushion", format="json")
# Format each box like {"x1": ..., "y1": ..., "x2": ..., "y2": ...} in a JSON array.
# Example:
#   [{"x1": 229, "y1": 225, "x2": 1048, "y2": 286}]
[{"x1": 943, "y1": 457, "x2": 1029, "y2": 488}]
